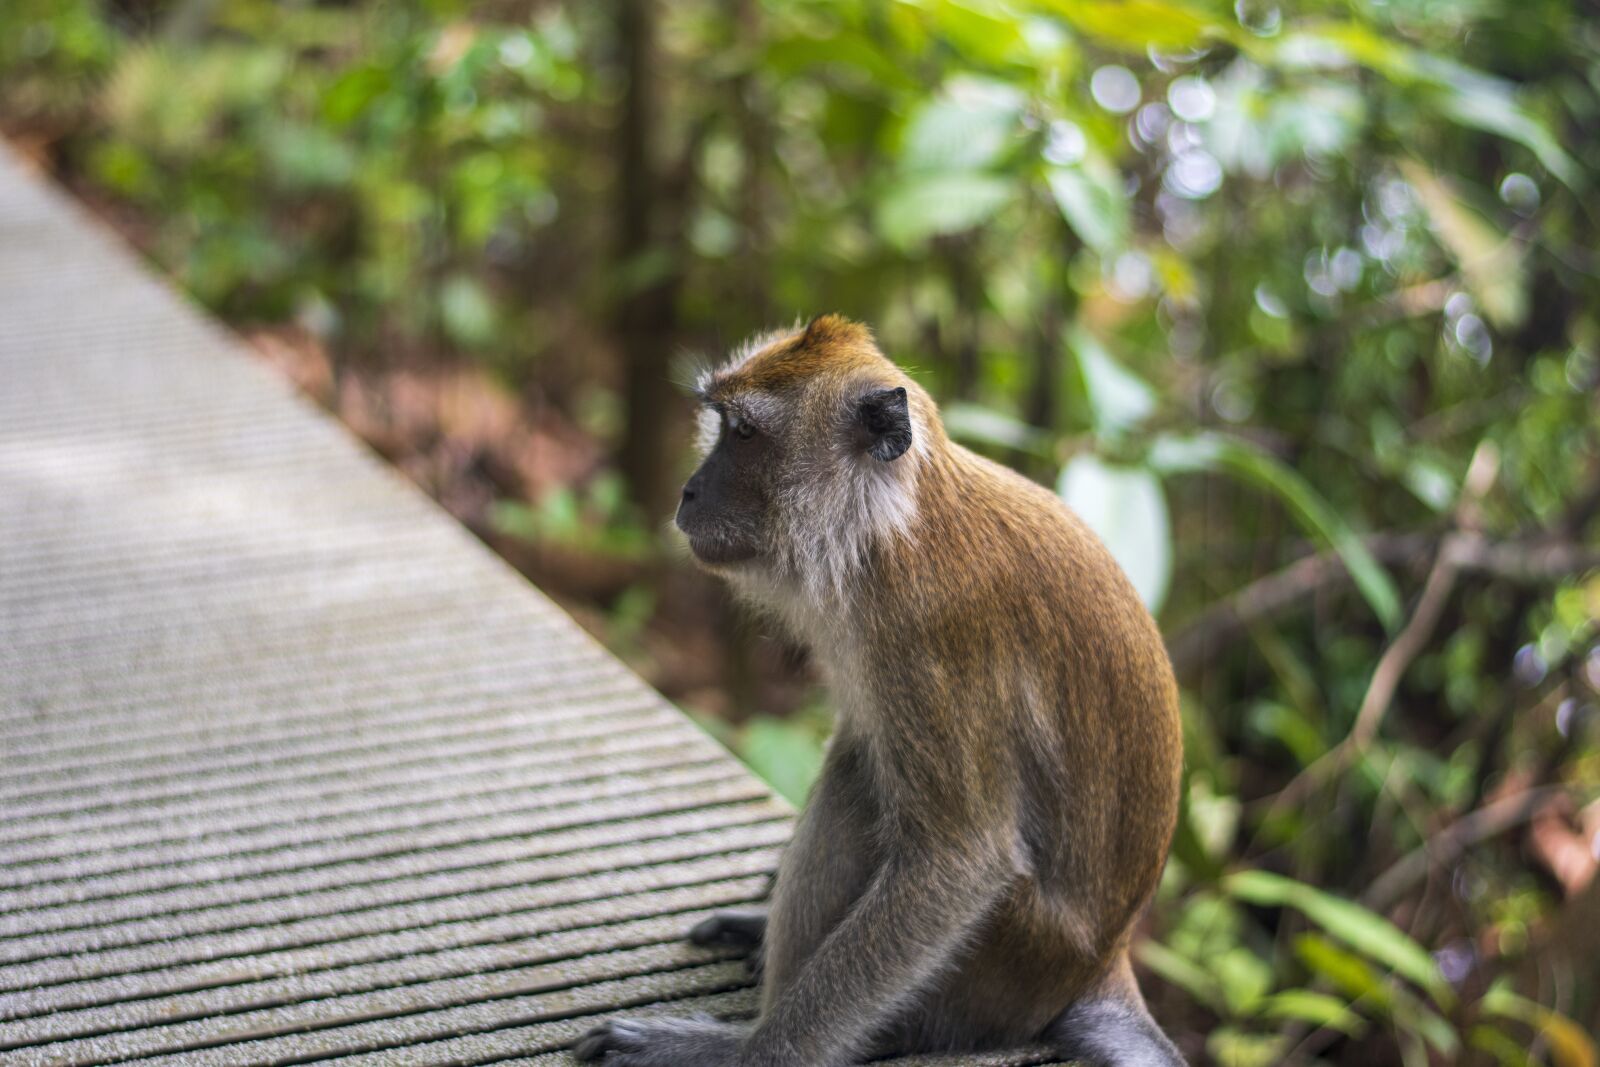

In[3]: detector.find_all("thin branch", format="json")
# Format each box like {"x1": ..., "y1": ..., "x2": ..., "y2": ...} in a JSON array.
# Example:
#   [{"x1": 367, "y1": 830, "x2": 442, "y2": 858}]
[
  {"x1": 1349, "y1": 531, "x2": 1477, "y2": 748},
  {"x1": 1258, "y1": 444, "x2": 1501, "y2": 812},
  {"x1": 1362, "y1": 783, "x2": 1570, "y2": 911}
]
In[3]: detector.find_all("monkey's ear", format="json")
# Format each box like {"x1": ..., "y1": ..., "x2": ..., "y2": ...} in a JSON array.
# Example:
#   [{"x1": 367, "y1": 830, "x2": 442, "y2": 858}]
[{"x1": 855, "y1": 386, "x2": 912, "y2": 462}]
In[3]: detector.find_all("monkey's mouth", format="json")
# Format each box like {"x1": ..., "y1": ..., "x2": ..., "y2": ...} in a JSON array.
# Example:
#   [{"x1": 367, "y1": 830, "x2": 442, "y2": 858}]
[{"x1": 686, "y1": 535, "x2": 758, "y2": 565}]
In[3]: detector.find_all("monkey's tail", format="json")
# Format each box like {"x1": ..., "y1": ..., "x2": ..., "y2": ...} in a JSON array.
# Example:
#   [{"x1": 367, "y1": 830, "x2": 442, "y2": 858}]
[
  {"x1": 1049, "y1": 995, "x2": 1186, "y2": 1067},
  {"x1": 1048, "y1": 950, "x2": 1186, "y2": 1067}
]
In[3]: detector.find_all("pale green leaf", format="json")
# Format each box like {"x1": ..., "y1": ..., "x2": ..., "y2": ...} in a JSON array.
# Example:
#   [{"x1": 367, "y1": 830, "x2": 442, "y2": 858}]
[
  {"x1": 942, "y1": 402, "x2": 1054, "y2": 456},
  {"x1": 1069, "y1": 327, "x2": 1154, "y2": 435},
  {"x1": 900, "y1": 81, "x2": 1023, "y2": 173},
  {"x1": 1185, "y1": 774, "x2": 1242, "y2": 859},
  {"x1": 1136, "y1": 940, "x2": 1226, "y2": 1012},
  {"x1": 1058, "y1": 454, "x2": 1172, "y2": 613},
  {"x1": 1213, "y1": 945, "x2": 1276, "y2": 1015},
  {"x1": 1269, "y1": 24, "x2": 1579, "y2": 188},
  {"x1": 739, "y1": 717, "x2": 824, "y2": 807},
  {"x1": 1390, "y1": 988, "x2": 1461, "y2": 1056},
  {"x1": 876, "y1": 173, "x2": 1013, "y2": 247},
  {"x1": 439, "y1": 275, "x2": 498, "y2": 348},
  {"x1": 1403, "y1": 459, "x2": 1456, "y2": 513},
  {"x1": 1045, "y1": 163, "x2": 1128, "y2": 254}
]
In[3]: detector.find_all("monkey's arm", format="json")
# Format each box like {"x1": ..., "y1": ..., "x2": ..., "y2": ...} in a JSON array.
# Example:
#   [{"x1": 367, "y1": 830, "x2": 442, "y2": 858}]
[
  {"x1": 742, "y1": 840, "x2": 1006, "y2": 1066},
  {"x1": 574, "y1": 839, "x2": 1004, "y2": 1067}
]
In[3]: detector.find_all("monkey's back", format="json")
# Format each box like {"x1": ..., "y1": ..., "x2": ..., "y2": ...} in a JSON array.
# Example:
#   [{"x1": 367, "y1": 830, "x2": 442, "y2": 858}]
[{"x1": 869, "y1": 442, "x2": 1182, "y2": 1043}]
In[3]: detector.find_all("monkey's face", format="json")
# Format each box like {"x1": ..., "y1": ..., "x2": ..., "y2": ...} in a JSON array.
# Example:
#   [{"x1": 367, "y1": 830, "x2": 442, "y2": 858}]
[
  {"x1": 675, "y1": 399, "x2": 773, "y2": 565},
  {"x1": 677, "y1": 318, "x2": 920, "y2": 586}
]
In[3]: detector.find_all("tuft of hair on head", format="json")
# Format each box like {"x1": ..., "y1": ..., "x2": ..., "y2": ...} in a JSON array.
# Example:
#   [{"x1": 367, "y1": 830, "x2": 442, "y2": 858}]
[
  {"x1": 799, "y1": 313, "x2": 874, "y2": 351},
  {"x1": 696, "y1": 322, "x2": 803, "y2": 396}
]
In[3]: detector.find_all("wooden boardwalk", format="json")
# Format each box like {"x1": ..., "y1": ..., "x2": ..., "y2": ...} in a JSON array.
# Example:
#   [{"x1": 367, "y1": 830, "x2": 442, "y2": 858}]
[{"x1": 0, "y1": 146, "x2": 1062, "y2": 1066}]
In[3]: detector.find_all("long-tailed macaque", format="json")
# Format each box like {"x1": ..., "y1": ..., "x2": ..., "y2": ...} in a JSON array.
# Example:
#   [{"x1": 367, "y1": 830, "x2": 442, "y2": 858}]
[{"x1": 576, "y1": 316, "x2": 1184, "y2": 1066}]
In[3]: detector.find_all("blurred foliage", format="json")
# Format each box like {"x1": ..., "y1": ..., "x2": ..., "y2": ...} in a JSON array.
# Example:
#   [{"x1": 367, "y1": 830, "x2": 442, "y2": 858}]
[{"x1": 4, "y1": 0, "x2": 1600, "y2": 1063}]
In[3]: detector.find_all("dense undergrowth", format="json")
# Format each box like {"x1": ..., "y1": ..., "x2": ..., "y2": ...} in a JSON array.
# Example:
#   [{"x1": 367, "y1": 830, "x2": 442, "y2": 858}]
[{"x1": 3, "y1": 2, "x2": 1598, "y2": 1063}]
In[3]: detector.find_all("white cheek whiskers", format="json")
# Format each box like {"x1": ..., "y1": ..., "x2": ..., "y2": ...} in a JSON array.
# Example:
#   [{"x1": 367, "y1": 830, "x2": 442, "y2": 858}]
[{"x1": 762, "y1": 411, "x2": 927, "y2": 613}]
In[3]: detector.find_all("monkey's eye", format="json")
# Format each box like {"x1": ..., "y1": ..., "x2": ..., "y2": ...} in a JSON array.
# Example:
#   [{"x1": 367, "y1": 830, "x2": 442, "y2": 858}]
[{"x1": 727, "y1": 412, "x2": 756, "y2": 440}]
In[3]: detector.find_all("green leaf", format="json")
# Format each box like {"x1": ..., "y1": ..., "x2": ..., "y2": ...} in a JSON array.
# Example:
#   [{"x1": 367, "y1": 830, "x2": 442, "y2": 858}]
[
  {"x1": 1294, "y1": 934, "x2": 1388, "y2": 1003},
  {"x1": 1225, "y1": 870, "x2": 1452, "y2": 1007},
  {"x1": 1045, "y1": 162, "x2": 1128, "y2": 254},
  {"x1": 1029, "y1": 0, "x2": 1230, "y2": 53},
  {"x1": 900, "y1": 82, "x2": 1023, "y2": 173},
  {"x1": 913, "y1": 0, "x2": 1028, "y2": 64},
  {"x1": 1213, "y1": 945, "x2": 1276, "y2": 1015},
  {"x1": 1205, "y1": 1027, "x2": 1288, "y2": 1067},
  {"x1": 322, "y1": 64, "x2": 391, "y2": 126},
  {"x1": 1390, "y1": 988, "x2": 1461, "y2": 1057},
  {"x1": 1399, "y1": 160, "x2": 1526, "y2": 329},
  {"x1": 1482, "y1": 987, "x2": 1599, "y2": 1067},
  {"x1": 439, "y1": 274, "x2": 498, "y2": 348},
  {"x1": 1167, "y1": 892, "x2": 1246, "y2": 960},
  {"x1": 1258, "y1": 990, "x2": 1368, "y2": 1035},
  {"x1": 739, "y1": 717, "x2": 825, "y2": 806},
  {"x1": 1247, "y1": 701, "x2": 1326, "y2": 767},
  {"x1": 875, "y1": 173, "x2": 1013, "y2": 247},
  {"x1": 1058, "y1": 454, "x2": 1172, "y2": 613},
  {"x1": 1069, "y1": 327, "x2": 1154, "y2": 435},
  {"x1": 1169, "y1": 794, "x2": 1227, "y2": 879},
  {"x1": 1136, "y1": 940, "x2": 1226, "y2": 1012},
  {"x1": 942, "y1": 402, "x2": 1054, "y2": 456},
  {"x1": 1148, "y1": 432, "x2": 1401, "y2": 631},
  {"x1": 1469, "y1": 1023, "x2": 1538, "y2": 1067},
  {"x1": 1402, "y1": 458, "x2": 1456, "y2": 513},
  {"x1": 262, "y1": 120, "x2": 358, "y2": 189},
  {"x1": 762, "y1": 33, "x2": 917, "y2": 91},
  {"x1": 1184, "y1": 773, "x2": 1242, "y2": 861},
  {"x1": 1269, "y1": 24, "x2": 1580, "y2": 188}
]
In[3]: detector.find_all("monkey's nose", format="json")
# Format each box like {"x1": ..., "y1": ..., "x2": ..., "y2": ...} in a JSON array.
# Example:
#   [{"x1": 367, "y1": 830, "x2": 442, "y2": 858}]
[{"x1": 681, "y1": 485, "x2": 697, "y2": 502}]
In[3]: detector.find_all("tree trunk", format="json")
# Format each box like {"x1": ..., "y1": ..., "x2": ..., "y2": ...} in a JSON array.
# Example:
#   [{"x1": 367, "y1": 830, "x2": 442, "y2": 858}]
[
  {"x1": 613, "y1": 0, "x2": 682, "y2": 519},
  {"x1": 729, "y1": 0, "x2": 772, "y2": 328}
]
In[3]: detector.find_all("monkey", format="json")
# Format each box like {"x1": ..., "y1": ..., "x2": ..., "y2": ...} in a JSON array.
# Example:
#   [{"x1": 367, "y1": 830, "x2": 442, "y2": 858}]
[{"x1": 575, "y1": 315, "x2": 1184, "y2": 1067}]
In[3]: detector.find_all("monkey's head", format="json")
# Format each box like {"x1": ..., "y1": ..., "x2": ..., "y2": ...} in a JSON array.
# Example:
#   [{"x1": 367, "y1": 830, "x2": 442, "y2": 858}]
[{"x1": 676, "y1": 315, "x2": 932, "y2": 599}]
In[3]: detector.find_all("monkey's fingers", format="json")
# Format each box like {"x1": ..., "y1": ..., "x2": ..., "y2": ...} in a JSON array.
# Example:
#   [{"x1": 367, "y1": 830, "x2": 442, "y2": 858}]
[
  {"x1": 572, "y1": 1020, "x2": 636, "y2": 1061},
  {"x1": 687, "y1": 909, "x2": 767, "y2": 948}
]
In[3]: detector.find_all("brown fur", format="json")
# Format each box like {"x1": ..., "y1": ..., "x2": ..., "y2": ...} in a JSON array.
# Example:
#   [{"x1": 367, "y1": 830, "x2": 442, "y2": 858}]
[{"x1": 576, "y1": 316, "x2": 1184, "y2": 1067}]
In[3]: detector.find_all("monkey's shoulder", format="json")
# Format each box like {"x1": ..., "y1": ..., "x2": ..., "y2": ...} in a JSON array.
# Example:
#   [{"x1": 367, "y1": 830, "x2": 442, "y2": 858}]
[
  {"x1": 881, "y1": 446, "x2": 1174, "y2": 699},
  {"x1": 934, "y1": 448, "x2": 1148, "y2": 612}
]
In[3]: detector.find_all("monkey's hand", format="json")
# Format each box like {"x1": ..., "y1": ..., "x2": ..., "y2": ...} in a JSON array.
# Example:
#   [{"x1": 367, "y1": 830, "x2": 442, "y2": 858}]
[
  {"x1": 688, "y1": 908, "x2": 767, "y2": 978},
  {"x1": 687, "y1": 908, "x2": 767, "y2": 950},
  {"x1": 571, "y1": 1013, "x2": 746, "y2": 1066}
]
